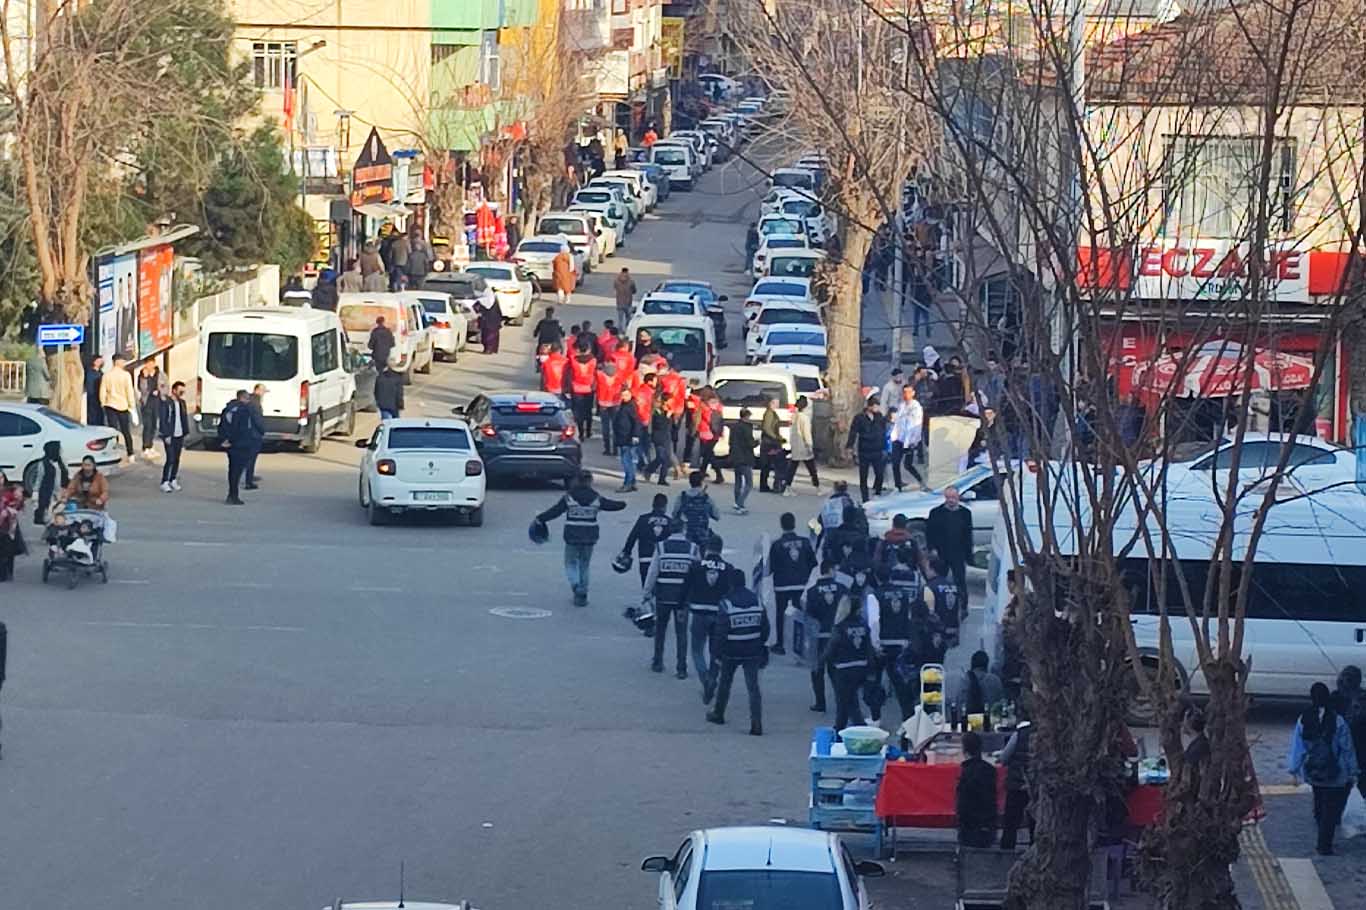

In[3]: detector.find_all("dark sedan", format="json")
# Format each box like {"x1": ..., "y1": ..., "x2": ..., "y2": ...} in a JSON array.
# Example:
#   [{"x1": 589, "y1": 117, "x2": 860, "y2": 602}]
[{"x1": 455, "y1": 391, "x2": 582, "y2": 486}]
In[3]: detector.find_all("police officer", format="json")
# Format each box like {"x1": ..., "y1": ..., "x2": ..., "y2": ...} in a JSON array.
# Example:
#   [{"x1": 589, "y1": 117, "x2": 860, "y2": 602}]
[
  {"x1": 821, "y1": 593, "x2": 876, "y2": 734},
  {"x1": 671, "y1": 470, "x2": 720, "y2": 547},
  {"x1": 804, "y1": 559, "x2": 844, "y2": 713},
  {"x1": 706, "y1": 583, "x2": 769, "y2": 735},
  {"x1": 534, "y1": 471, "x2": 627, "y2": 606},
  {"x1": 868, "y1": 560, "x2": 921, "y2": 724},
  {"x1": 682, "y1": 534, "x2": 742, "y2": 703},
  {"x1": 766, "y1": 511, "x2": 817, "y2": 655},
  {"x1": 923, "y1": 555, "x2": 962, "y2": 647},
  {"x1": 644, "y1": 519, "x2": 700, "y2": 678},
  {"x1": 622, "y1": 493, "x2": 673, "y2": 587}
]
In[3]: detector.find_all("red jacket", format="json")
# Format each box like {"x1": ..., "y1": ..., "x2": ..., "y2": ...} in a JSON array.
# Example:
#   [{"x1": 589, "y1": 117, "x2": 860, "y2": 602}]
[
  {"x1": 597, "y1": 330, "x2": 618, "y2": 357},
  {"x1": 697, "y1": 399, "x2": 723, "y2": 443},
  {"x1": 633, "y1": 380, "x2": 655, "y2": 424},
  {"x1": 659, "y1": 370, "x2": 687, "y2": 418},
  {"x1": 541, "y1": 351, "x2": 569, "y2": 394},
  {"x1": 595, "y1": 369, "x2": 621, "y2": 407},
  {"x1": 611, "y1": 346, "x2": 635, "y2": 377},
  {"x1": 569, "y1": 355, "x2": 598, "y2": 395}
]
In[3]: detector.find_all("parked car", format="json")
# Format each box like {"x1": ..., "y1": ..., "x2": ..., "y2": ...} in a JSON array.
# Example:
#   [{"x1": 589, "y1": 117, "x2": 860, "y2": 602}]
[
  {"x1": 536, "y1": 211, "x2": 600, "y2": 270},
  {"x1": 421, "y1": 273, "x2": 496, "y2": 344},
  {"x1": 709, "y1": 365, "x2": 798, "y2": 459},
  {"x1": 600, "y1": 169, "x2": 658, "y2": 211},
  {"x1": 650, "y1": 143, "x2": 697, "y2": 191},
  {"x1": 654, "y1": 280, "x2": 729, "y2": 349},
  {"x1": 769, "y1": 166, "x2": 817, "y2": 193},
  {"x1": 587, "y1": 178, "x2": 644, "y2": 227},
  {"x1": 743, "y1": 276, "x2": 814, "y2": 329},
  {"x1": 572, "y1": 187, "x2": 634, "y2": 233},
  {"x1": 461, "y1": 261, "x2": 536, "y2": 325},
  {"x1": 0, "y1": 402, "x2": 123, "y2": 493},
  {"x1": 765, "y1": 249, "x2": 827, "y2": 279},
  {"x1": 746, "y1": 301, "x2": 822, "y2": 348},
  {"x1": 749, "y1": 324, "x2": 828, "y2": 367},
  {"x1": 456, "y1": 391, "x2": 582, "y2": 486},
  {"x1": 624, "y1": 314, "x2": 717, "y2": 387},
  {"x1": 863, "y1": 463, "x2": 1007, "y2": 545},
  {"x1": 409, "y1": 290, "x2": 468, "y2": 360},
  {"x1": 628, "y1": 161, "x2": 672, "y2": 200},
  {"x1": 636, "y1": 291, "x2": 705, "y2": 319},
  {"x1": 338, "y1": 292, "x2": 434, "y2": 380},
  {"x1": 752, "y1": 234, "x2": 811, "y2": 278},
  {"x1": 1150, "y1": 432, "x2": 1356, "y2": 498},
  {"x1": 573, "y1": 210, "x2": 618, "y2": 260},
  {"x1": 569, "y1": 198, "x2": 631, "y2": 244},
  {"x1": 641, "y1": 826, "x2": 883, "y2": 910},
  {"x1": 356, "y1": 417, "x2": 486, "y2": 526},
  {"x1": 511, "y1": 236, "x2": 583, "y2": 289}
]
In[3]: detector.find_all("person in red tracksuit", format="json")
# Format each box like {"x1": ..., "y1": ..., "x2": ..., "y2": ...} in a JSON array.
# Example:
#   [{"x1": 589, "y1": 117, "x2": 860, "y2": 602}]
[
  {"x1": 633, "y1": 372, "x2": 657, "y2": 469},
  {"x1": 612, "y1": 342, "x2": 636, "y2": 379},
  {"x1": 658, "y1": 366, "x2": 687, "y2": 478},
  {"x1": 597, "y1": 323, "x2": 619, "y2": 358},
  {"x1": 595, "y1": 362, "x2": 622, "y2": 455},
  {"x1": 569, "y1": 347, "x2": 598, "y2": 438},
  {"x1": 697, "y1": 395, "x2": 725, "y2": 483},
  {"x1": 681, "y1": 389, "x2": 701, "y2": 467},
  {"x1": 541, "y1": 344, "x2": 569, "y2": 399}
]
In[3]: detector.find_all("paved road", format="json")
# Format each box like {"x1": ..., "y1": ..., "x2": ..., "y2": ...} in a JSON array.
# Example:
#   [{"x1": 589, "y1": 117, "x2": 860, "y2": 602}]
[{"x1": 0, "y1": 148, "x2": 1346, "y2": 910}]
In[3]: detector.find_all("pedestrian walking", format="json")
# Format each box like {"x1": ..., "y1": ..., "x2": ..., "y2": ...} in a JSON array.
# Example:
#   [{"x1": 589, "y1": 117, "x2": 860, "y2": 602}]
[
  {"x1": 622, "y1": 493, "x2": 673, "y2": 587},
  {"x1": 923, "y1": 556, "x2": 962, "y2": 646},
  {"x1": 533, "y1": 471, "x2": 626, "y2": 606},
  {"x1": 758, "y1": 398, "x2": 787, "y2": 493},
  {"x1": 868, "y1": 564, "x2": 928, "y2": 725},
  {"x1": 785, "y1": 396, "x2": 819, "y2": 489},
  {"x1": 388, "y1": 230, "x2": 410, "y2": 291},
  {"x1": 613, "y1": 269, "x2": 636, "y2": 326},
  {"x1": 846, "y1": 396, "x2": 889, "y2": 502},
  {"x1": 311, "y1": 268, "x2": 339, "y2": 310},
  {"x1": 878, "y1": 367, "x2": 905, "y2": 413},
  {"x1": 822, "y1": 593, "x2": 875, "y2": 733},
  {"x1": 804, "y1": 561, "x2": 844, "y2": 712},
  {"x1": 136, "y1": 360, "x2": 168, "y2": 460},
  {"x1": 889, "y1": 385, "x2": 926, "y2": 491},
  {"x1": 84, "y1": 355, "x2": 104, "y2": 425},
  {"x1": 927, "y1": 486, "x2": 973, "y2": 616},
  {"x1": 1289, "y1": 681, "x2": 1361, "y2": 854},
  {"x1": 368, "y1": 316, "x2": 396, "y2": 369},
  {"x1": 533, "y1": 306, "x2": 566, "y2": 355},
  {"x1": 569, "y1": 345, "x2": 598, "y2": 437},
  {"x1": 707, "y1": 583, "x2": 769, "y2": 735},
  {"x1": 645, "y1": 399, "x2": 675, "y2": 485},
  {"x1": 24, "y1": 348, "x2": 51, "y2": 404},
  {"x1": 245, "y1": 384, "x2": 267, "y2": 488},
  {"x1": 359, "y1": 239, "x2": 384, "y2": 281},
  {"x1": 374, "y1": 366, "x2": 404, "y2": 420},
  {"x1": 100, "y1": 355, "x2": 138, "y2": 460},
  {"x1": 32, "y1": 440, "x2": 67, "y2": 525},
  {"x1": 0, "y1": 478, "x2": 22, "y2": 582},
  {"x1": 158, "y1": 382, "x2": 189, "y2": 493},
  {"x1": 696, "y1": 394, "x2": 725, "y2": 483},
  {"x1": 58, "y1": 457, "x2": 109, "y2": 510},
  {"x1": 644, "y1": 519, "x2": 700, "y2": 677},
  {"x1": 956, "y1": 731, "x2": 999, "y2": 848},
  {"x1": 671, "y1": 470, "x2": 720, "y2": 546},
  {"x1": 1333, "y1": 665, "x2": 1366, "y2": 799},
  {"x1": 613, "y1": 130, "x2": 628, "y2": 170},
  {"x1": 405, "y1": 228, "x2": 433, "y2": 289},
  {"x1": 595, "y1": 362, "x2": 621, "y2": 455},
  {"x1": 552, "y1": 247, "x2": 576, "y2": 305},
  {"x1": 729, "y1": 408, "x2": 757, "y2": 514},
  {"x1": 218, "y1": 389, "x2": 263, "y2": 505},
  {"x1": 477, "y1": 298, "x2": 504, "y2": 354},
  {"x1": 614, "y1": 388, "x2": 645, "y2": 491},
  {"x1": 766, "y1": 512, "x2": 816, "y2": 655},
  {"x1": 998, "y1": 716, "x2": 1034, "y2": 850},
  {"x1": 338, "y1": 258, "x2": 364, "y2": 293},
  {"x1": 683, "y1": 534, "x2": 742, "y2": 703},
  {"x1": 540, "y1": 343, "x2": 570, "y2": 399}
]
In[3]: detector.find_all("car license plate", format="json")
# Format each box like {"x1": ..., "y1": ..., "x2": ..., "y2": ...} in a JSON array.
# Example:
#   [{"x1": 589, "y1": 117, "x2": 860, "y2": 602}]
[
  {"x1": 414, "y1": 491, "x2": 451, "y2": 502},
  {"x1": 515, "y1": 432, "x2": 549, "y2": 444}
]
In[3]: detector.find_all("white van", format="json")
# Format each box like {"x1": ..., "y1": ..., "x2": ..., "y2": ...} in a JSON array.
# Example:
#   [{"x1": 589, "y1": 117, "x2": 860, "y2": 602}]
[
  {"x1": 337, "y1": 292, "x2": 434, "y2": 380},
  {"x1": 650, "y1": 143, "x2": 696, "y2": 191},
  {"x1": 195, "y1": 308, "x2": 361, "y2": 453},
  {"x1": 984, "y1": 475, "x2": 1366, "y2": 723},
  {"x1": 625, "y1": 313, "x2": 716, "y2": 387},
  {"x1": 709, "y1": 365, "x2": 796, "y2": 460}
]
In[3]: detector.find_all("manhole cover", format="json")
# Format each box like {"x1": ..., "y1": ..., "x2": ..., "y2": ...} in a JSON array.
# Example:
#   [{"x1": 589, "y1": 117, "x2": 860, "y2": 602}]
[{"x1": 489, "y1": 607, "x2": 553, "y2": 619}]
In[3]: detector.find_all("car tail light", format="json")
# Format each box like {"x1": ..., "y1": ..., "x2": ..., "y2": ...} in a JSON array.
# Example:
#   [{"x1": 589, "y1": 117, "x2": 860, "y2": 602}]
[
  {"x1": 561, "y1": 425, "x2": 576, "y2": 440},
  {"x1": 376, "y1": 459, "x2": 397, "y2": 476},
  {"x1": 516, "y1": 402, "x2": 542, "y2": 413},
  {"x1": 465, "y1": 460, "x2": 483, "y2": 476},
  {"x1": 433, "y1": 320, "x2": 451, "y2": 329},
  {"x1": 479, "y1": 425, "x2": 497, "y2": 438},
  {"x1": 195, "y1": 378, "x2": 202, "y2": 415},
  {"x1": 86, "y1": 437, "x2": 109, "y2": 452},
  {"x1": 299, "y1": 381, "x2": 310, "y2": 419}
]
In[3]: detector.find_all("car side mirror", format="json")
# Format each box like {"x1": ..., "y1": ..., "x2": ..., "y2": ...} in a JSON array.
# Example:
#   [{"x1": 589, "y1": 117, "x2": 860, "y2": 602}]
[
  {"x1": 451, "y1": 405, "x2": 466, "y2": 416},
  {"x1": 961, "y1": 490, "x2": 977, "y2": 502},
  {"x1": 354, "y1": 439, "x2": 370, "y2": 449},
  {"x1": 717, "y1": 295, "x2": 729, "y2": 302},
  {"x1": 854, "y1": 861, "x2": 885, "y2": 878},
  {"x1": 641, "y1": 856, "x2": 673, "y2": 874}
]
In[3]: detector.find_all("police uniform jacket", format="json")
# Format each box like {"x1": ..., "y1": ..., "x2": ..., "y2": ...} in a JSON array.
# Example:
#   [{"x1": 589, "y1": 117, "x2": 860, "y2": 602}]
[
  {"x1": 536, "y1": 487, "x2": 626, "y2": 545},
  {"x1": 768, "y1": 532, "x2": 817, "y2": 595},
  {"x1": 624, "y1": 510, "x2": 672, "y2": 563},
  {"x1": 644, "y1": 534, "x2": 700, "y2": 606},
  {"x1": 822, "y1": 614, "x2": 875, "y2": 673},
  {"x1": 804, "y1": 576, "x2": 845, "y2": 639},
  {"x1": 683, "y1": 554, "x2": 741, "y2": 612},
  {"x1": 712, "y1": 586, "x2": 769, "y2": 661}
]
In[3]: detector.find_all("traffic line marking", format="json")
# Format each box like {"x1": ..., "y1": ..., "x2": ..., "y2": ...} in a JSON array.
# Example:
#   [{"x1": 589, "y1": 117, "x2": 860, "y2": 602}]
[
  {"x1": 350, "y1": 585, "x2": 403, "y2": 593},
  {"x1": 1279, "y1": 859, "x2": 1332, "y2": 910},
  {"x1": 81, "y1": 621, "x2": 304, "y2": 633},
  {"x1": 111, "y1": 579, "x2": 151, "y2": 585},
  {"x1": 1240, "y1": 825, "x2": 1301, "y2": 910},
  {"x1": 1260, "y1": 783, "x2": 1309, "y2": 796}
]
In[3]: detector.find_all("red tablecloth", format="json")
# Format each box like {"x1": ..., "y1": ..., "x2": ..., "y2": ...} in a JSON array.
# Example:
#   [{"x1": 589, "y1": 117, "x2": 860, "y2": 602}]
[{"x1": 875, "y1": 760, "x2": 1164, "y2": 829}]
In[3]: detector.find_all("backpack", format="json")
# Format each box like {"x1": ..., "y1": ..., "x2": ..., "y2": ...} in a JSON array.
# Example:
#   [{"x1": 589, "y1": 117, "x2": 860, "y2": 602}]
[
  {"x1": 217, "y1": 402, "x2": 237, "y2": 442},
  {"x1": 1304, "y1": 722, "x2": 1341, "y2": 786}
]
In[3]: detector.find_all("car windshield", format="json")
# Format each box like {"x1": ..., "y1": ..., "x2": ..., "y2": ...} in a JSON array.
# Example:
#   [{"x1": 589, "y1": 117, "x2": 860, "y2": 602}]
[
  {"x1": 762, "y1": 219, "x2": 804, "y2": 235},
  {"x1": 773, "y1": 172, "x2": 813, "y2": 189},
  {"x1": 654, "y1": 148, "x2": 687, "y2": 165},
  {"x1": 643, "y1": 298, "x2": 697, "y2": 315},
  {"x1": 387, "y1": 427, "x2": 472, "y2": 450},
  {"x1": 767, "y1": 330, "x2": 826, "y2": 347},
  {"x1": 519, "y1": 241, "x2": 561, "y2": 254},
  {"x1": 767, "y1": 238, "x2": 805, "y2": 250},
  {"x1": 206, "y1": 332, "x2": 298, "y2": 381},
  {"x1": 753, "y1": 281, "x2": 807, "y2": 297},
  {"x1": 715, "y1": 378, "x2": 790, "y2": 408},
  {"x1": 659, "y1": 282, "x2": 713, "y2": 301},
  {"x1": 695, "y1": 870, "x2": 842, "y2": 910},
  {"x1": 759, "y1": 309, "x2": 819, "y2": 325},
  {"x1": 783, "y1": 200, "x2": 820, "y2": 216},
  {"x1": 427, "y1": 277, "x2": 485, "y2": 299},
  {"x1": 575, "y1": 191, "x2": 612, "y2": 204},
  {"x1": 794, "y1": 376, "x2": 824, "y2": 393},
  {"x1": 770, "y1": 256, "x2": 816, "y2": 277},
  {"x1": 37, "y1": 406, "x2": 82, "y2": 429},
  {"x1": 419, "y1": 299, "x2": 450, "y2": 314},
  {"x1": 466, "y1": 266, "x2": 513, "y2": 281},
  {"x1": 649, "y1": 327, "x2": 707, "y2": 370},
  {"x1": 539, "y1": 218, "x2": 586, "y2": 236}
]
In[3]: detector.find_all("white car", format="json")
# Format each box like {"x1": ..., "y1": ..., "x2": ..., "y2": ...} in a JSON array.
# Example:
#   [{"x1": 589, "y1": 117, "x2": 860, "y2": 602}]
[
  {"x1": 775, "y1": 195, "x2": 832, "y2": 245},
  {"x1": 512, "y1": 236, "x2": 582, "y2": 289},
  {"x1": 585, "y1": 179, "x2": 644, "y2": 227},
  {"x1": 569, "y1": 199, "x2": 631, "y2": 243},
  {"x1": 356, "y1": 417, "x2": 486, "y2": 526},
  {"x1": 767, "y1": 360, "x2": 828, "y2": 400},
  {"x1": 536, "y1": 211, "x2": 600, "y2": 270},
  {"x1": 669, "y1": 130, "x2": 713, "y2": 170},
  {"x1": 863, "y1": 463, "x2": 1006, "y2": 546},
  {"x1": 642, "y1": 826, "x2": 882, "y2": 910},
  {"x1": 766, "y1": 248, "x2": 827, "y2": 279},
  {"x1": 1150, "y1": 432, "x2": 1355, "y2": 499},
  {"x1": 462, "y1": 261, "x2": 536, "y2": 325},
  {"x1": 770, "y1": 166, "x2": 817, "y2": 193},
  {"x1": 710, "y1": 365, "x2": 799, "y2": 458},
  {"x1": 601, "y1": 169, "x2": 657, "y2": 211},
  {"x1": 574, "y1": 209, "x2": 618, "y2": 259},
  {"x1": 743, "y1": 276, "x2": 814, "y2": 326},
  {"x1": 746, "y1": 301, "x2": 822, "y2": 349},
  {"x1": 411, "y1": 291, "x2": 469, "y2": 359},
  {"x1": 750, "y1": 323, "x2": 827, "y2": 366},
  {"x1": 0, "y1": 402, "x2": 123, "y2": 492},
  {"x1": 758, "y1": 213, "x2": 810, "y2": 240},
  {"x1": 421, "y1": 273, "x2": 497, "y2": 345},
  {"x1": 752, "y1": 233, "x2": 811, "y2": 278},
  {"x1": 573, "y1": 187, "x2": 634, "y2": 232},
  {"x1": 637, "y1": 291, "x2": 704, "y2": 319}
]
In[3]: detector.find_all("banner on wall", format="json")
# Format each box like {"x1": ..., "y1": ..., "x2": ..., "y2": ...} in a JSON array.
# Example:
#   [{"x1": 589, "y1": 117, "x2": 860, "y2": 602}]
[
  {"x1": 112, "y1": 253, "x2": 138, "y2": 361},
  {"x1": 96, "y1": 258, "x2": 117, "y2": 360},
  {"x1": 137, "y1": 244, "x2": 174, "y2": 358}
]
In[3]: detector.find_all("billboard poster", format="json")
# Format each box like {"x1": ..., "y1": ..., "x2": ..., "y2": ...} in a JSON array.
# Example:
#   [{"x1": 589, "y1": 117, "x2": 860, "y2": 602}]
[
  {"x1": 137, "y1": 244, "x2": 174, "y2": 358},
  {"x1": 96, "y1": 257, "x2": 117, "y2": 361},
  {"x1": 112, "y1": 253, "x2": 138, "y2": 361}
]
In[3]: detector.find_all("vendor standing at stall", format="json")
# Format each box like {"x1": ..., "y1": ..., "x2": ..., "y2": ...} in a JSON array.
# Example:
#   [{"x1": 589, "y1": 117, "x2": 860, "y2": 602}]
[{"x1": 956, "y1": 730, "x2": 998, "y2": 848}]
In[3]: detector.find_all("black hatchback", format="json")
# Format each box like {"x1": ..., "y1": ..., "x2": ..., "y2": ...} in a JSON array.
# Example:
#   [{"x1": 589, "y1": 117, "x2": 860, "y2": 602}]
[{"x1": 456, "y1": 391, "x2": 582, "y2": 485}]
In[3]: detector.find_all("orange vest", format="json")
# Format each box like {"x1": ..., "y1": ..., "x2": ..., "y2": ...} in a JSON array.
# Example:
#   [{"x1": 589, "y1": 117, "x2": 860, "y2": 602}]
[
  {"x1": 634, "y1": 381, "x2": 654, "y2": 424},
  {"x1": 595, "y1": 370, "x2": 620, "y2": 407},
  {"x1": 570, "y1": 356, "x2": 598, "y2": 395},
  {"x1": 612, "y1": 346, "x2": 635, "y2": 377},
  {"x1": 697, "y1": 400, "x2": 721, "y2": 442},
  {"x1": 659, "y1": 371, "x2": 687, "y2": 417},
  {"x1": 597, "y1": 330, "x2": 618, "y2": 357},
  {"x1": 541, "y1": 352, "x2": 569, "y2": 394}
]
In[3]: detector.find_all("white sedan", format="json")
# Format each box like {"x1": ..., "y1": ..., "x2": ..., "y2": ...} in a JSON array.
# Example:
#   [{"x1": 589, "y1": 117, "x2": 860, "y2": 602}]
[
  {"x1": 462, "y1": 261, "x2": 536, "y2": 325},
  {"x1": 356, "y1": 418, "x2": 486, "y2": 526},
  {"x1": 642, "y1": 826, "x2": 882, "y2": 910},
  {"x1": 752, "y1": 234, "x2": 811, "y2": 278},
  {"x1": 862, "y1": 463, "x2": 1006, "y2": 547},
  {"x1": 1150, "y1": 432, "x2": 1355, "y2": 499},
  {"x1": 749, "y1": 323, "x2": 827, "y2": 365},
  {"x1": 0, "y1": 401, "x2": 123, "y2": 492}
]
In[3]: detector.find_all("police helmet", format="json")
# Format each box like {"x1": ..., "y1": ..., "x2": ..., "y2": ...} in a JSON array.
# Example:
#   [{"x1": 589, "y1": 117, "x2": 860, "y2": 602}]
[
  {"x1": 611, "y1": 550, "x2": 634, "y2": 574},
  {"x1": 528, "y1": 519, "x2": 549, "y2": 545}
]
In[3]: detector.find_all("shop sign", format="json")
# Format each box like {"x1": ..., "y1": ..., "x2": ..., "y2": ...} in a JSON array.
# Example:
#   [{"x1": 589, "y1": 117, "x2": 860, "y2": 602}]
[{"x1": 350, "y1": 127, "x2": 393, "y2": 207}]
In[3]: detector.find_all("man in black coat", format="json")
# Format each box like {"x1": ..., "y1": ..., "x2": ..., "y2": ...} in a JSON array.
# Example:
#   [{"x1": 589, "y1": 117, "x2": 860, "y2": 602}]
[
  {"x1": 956, "y1": 730, "x2": 998, "y2": 847},
  {"x1": 845, "y1": 396, "x2": 888, "y2": 502},
  {"x1": 368, "y1": 316, "x2": 396, "y2": 369},
  {"x1": 374, "y1": 367, "x2": 405, "y2": 419},
  {"x1": 84, "y1": 355, "x2": 104, "y2": 426},
  {"x1": 728, "y1": 409, "x2": 758, "y2": 514},
  {"x1": 927, "y1": 486, "x2": 973, "y2": 616}
]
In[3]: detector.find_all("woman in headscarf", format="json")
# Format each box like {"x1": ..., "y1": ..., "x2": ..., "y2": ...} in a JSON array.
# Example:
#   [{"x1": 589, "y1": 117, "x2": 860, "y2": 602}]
[
  {"x1": 59, "y1": 456, "x2": 110, "y2": 511},
  {"x1": 1288, "y1": 681, "x2": 1361, "y2": 854},
  {"x1": 477, "y1": 297, "x2": 505, "y2": 355}
]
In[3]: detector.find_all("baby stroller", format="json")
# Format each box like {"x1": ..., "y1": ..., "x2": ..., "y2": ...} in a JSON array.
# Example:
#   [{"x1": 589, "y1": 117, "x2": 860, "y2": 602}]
[{"x1": 41, "y1": 508, "x2": 110, "y2": 589}]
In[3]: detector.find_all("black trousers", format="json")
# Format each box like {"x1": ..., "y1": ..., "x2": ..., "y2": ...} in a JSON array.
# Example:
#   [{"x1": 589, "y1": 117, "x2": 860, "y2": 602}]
[
  {"x1": 698, "y1": 440, "x2": 722, "y2": 480},
  {"x1": 598, "y1": 405, "x2": 617, "y2": 452},
  {"x1": 1313, "y1": 784, "x2": 1351, "y2": 852},
  {"x1": 1000, "y1": 788, "x2": 1032, "y2": 849},
  {"x1": 140, "y1": 403, "x2": 159, "y2": 450},
  {"x1": 874, "y1": 646, "x2": 918, "y2": 723},
  {"x1": 571, "y1": 394, "x2": 594, "y2": 437},
  {"x1": 890, "y1": 442, "x2": 924, "y2": 488},
  {"x1": 645, "y1": 440, "x2": 673, "y2": 483},
  {"x1": 161, "y1": 436, "x2": 184, "y2": 483},
  {"x1": 0, "y1": 534, "x2": 15, "y2": 581},
  {"x1": 947, "y1": 559, "x2": 969, "y2": 617},
  {"x1": 226, "y1": 447, "x2": 248, "y2": 499},
  {"x1": 652, "y1": 602, "x2": 688, "y2": 673},
  {"x1": 857, "y1": 454, "x2": 886, "y2": 501},
  {"x1": 638, "y1": 559, "x2": 652, "y2": 588},
  {"x1": 786, "y1": 458, "x2": 820, "y2": 488},
  {"x1": 759, "y1": 447, "x2": 787, "y2": 491},
  {"x1": 810, "y1": 634, "x2": 831, "y2": 708},
  {"x1": 959, "y1": 827, "x2": 996, "y2": 848},
  {"x1": 244, "y1": 443, "x2": 261, "y2": 484},
  {"x1": 832, "y1": 666, "x2": 867, "y2": 732},
  {"x1": 713, "y1": 658, "x2": 762, "y2": 726},
  {"x1": 104, "y1": 408, "x2": 134, "y2": 455},
  {"x1": 773, "y1": 590, "x2": 802, "y2": 648}
]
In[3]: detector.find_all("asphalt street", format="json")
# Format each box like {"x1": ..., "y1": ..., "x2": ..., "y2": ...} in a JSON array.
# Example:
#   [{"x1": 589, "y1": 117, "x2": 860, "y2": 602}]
[{"x1": 0, "y1": 148, "x2": 1350, "y2": 910}]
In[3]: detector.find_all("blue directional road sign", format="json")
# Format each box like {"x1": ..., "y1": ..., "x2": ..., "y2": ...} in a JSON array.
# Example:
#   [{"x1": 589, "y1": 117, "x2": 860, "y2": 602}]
[{"x1": 37, "y1": 323, "x2": 85, "y2": 346}]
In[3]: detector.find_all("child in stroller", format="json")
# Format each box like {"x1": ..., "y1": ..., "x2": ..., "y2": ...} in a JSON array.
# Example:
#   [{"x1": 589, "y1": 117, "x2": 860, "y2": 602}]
[{"x1": 45, "y1": 513, "x2": 99, "y2": 565}]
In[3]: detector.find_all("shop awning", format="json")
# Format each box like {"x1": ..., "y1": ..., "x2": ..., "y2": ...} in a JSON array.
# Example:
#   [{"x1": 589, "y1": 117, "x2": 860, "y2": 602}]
[
  {"x1": 1133, "y1": 342, "x2": 1315, "y2": 398},
  {"x1": 354, "y1": 202, "x2": 412, "y2": 220}
]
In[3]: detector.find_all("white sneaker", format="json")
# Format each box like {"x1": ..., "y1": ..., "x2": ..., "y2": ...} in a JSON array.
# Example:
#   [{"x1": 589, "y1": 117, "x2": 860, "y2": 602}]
[
  {"x1": 127, "y1": 454, "x2": 136, "y2": 463},
  {"x1": 160, "y1": 481, "x2": 173, "y2": 493},
  {"x1": 170, "y1": 480, "x2": 182, "y2": 492}
]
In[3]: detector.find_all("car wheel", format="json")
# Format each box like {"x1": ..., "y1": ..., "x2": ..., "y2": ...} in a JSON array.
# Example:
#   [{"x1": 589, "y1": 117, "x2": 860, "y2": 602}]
[
  {"x1": 468, "y1": 504, "x2": 485, "y2": 527},
  {"x1": 299, "y1": 414, "x2": 323, "y2": 454},
  {"x1": 339, "y1": 399, "x2": 356, "y2": 437},
  {"x1": 359, "y1": 476, "x2": 370, "y2": 508},
  {"x1": 22, "y1": 459, "x2": 41, "y2": 495},
  {"x1": 1125, "y1": 656, "x2": 1189, "y2": 727},
  {"x1": 418, "y1": 353, "x2": 433, "y2": 375},
  {"x1": 368, "y1": 499, "x2": 389, "y2": 526}
]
